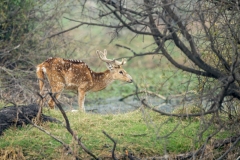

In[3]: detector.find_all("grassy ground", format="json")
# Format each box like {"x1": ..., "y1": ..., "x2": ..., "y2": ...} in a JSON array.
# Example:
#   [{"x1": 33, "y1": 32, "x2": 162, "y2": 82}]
[{"x1": 0, "y1": 108, "x2": 230, "y2": 159}]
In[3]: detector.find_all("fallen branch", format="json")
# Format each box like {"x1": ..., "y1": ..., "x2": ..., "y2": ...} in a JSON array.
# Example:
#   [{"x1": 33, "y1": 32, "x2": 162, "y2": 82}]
[{"x1": 0, "y1": 103, "x2": 60, "y2": 135}]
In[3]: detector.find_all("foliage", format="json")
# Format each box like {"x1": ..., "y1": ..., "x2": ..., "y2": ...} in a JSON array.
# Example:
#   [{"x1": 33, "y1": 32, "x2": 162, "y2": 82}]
[{"x1": 0, "y1": 0, "x2": 73, "y2": 104}]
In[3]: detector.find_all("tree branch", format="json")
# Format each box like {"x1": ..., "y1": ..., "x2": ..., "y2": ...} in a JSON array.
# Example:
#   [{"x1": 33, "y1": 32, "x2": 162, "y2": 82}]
[
  {"x1": 162, "y1": 0, "x2": 223, "y2": 79},
  {"x1": 48, "y1": 23, "x2": 84, "y2": 39},
  {"x1": 104, "y1": 4, "x2": 170, "y2": 38}
]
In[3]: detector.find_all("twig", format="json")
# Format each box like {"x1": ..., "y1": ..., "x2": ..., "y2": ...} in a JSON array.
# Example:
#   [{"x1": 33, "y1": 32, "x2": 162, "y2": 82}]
[
  {"x1": 115, "y1": 44, "x2": 137, "y2": 55},
  {"x1": 115, "y1": 44, "x2": 161, "y2": 61},
  {"x1": 119, "y1": 90, "x2": 166, "y2": 101},
  {"x1": 102, "y1": 130, "x2": 117, "y2": 160},
  {"x1": 141, "y1": 99, "x2": 217, "y2": 117},
  {"x1": 1, "y1": 44, "x2": 20, "y2": 53},
  {"x1": 48, "y1": 24, "x2": 84, "y2": 38},
  {"x1": 64, "y1": 16, "x2": 124, "y2": 28}
]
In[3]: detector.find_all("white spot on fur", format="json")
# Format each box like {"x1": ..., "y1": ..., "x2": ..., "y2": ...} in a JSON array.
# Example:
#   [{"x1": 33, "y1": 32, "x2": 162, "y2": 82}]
[{"x1": 67, "y1": 83, "x2": 77, "y2": 87}]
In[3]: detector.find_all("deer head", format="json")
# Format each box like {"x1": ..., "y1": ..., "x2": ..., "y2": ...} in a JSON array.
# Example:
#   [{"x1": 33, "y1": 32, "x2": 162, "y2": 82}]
[{"x1": 96, "y1": 49, "x2": 133, "y2": 83}]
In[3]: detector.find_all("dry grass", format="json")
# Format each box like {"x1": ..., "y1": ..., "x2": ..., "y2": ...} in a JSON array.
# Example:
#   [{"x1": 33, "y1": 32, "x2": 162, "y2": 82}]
[{"x1": 0, "y1": 147, "x2": 25, "y2": 160}]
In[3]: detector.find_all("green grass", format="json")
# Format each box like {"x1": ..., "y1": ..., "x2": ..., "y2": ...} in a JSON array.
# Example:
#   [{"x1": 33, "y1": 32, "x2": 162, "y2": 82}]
[{"x1": 0, "y1": 109, "x2": 231, "y2": 159}]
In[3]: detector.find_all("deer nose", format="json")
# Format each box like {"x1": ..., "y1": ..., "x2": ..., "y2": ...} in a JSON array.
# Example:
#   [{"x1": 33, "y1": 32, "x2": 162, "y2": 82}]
[{"x1": 127, "y1": 74, "x2": 133, "y2": 83}]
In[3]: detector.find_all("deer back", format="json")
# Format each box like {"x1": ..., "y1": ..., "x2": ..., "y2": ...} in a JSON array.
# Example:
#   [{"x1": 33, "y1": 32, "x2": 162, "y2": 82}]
[{"x1": 37, "y1": 57, "x2": 94, "y2": 91}]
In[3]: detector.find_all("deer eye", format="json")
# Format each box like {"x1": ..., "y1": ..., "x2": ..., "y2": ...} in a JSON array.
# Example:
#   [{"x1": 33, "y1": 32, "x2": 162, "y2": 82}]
[{"x1": 119, "y1": 71, "x2": 123, "y2": 74}]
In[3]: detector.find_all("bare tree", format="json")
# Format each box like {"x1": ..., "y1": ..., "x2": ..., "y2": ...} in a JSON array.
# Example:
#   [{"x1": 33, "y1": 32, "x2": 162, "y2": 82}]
[{"x1": 56, "y1": 0, "x2": 240, "y2": 158}]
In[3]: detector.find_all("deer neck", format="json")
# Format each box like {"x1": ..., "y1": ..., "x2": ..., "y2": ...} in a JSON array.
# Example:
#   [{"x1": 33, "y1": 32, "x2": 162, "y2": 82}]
[{"x1": 91, "y1": 70, "x2": 114, "y2": 92}]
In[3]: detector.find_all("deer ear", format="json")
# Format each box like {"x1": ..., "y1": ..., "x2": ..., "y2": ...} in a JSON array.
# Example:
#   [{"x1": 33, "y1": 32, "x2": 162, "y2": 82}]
[{"x1": 122, "y1": 58, "x2": 127, "y2": 65}]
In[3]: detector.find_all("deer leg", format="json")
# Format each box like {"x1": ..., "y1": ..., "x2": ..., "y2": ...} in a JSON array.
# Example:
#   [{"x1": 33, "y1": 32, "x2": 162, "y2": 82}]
[
  {"x1": 48, "y1": 92, "x2": 61, "y2": 109},
  {"x1": 48, "y1": 84, "x2": 64, "y2": 109},
  {"x1": 36, "y1": 66, "x2": 45, "y2": 95},
  {"x1": 36, "y1": 67, "x2": 46, "y2": 106},
  {"x1": 37, "y1": 78, "x2": 45, "y2": 106},
  {"x1": 78, "y1": 89, "x2": 86, "y2": 112}
]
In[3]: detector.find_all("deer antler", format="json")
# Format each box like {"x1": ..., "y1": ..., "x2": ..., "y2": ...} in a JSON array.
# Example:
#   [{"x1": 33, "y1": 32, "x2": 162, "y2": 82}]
[
  {"x1": 96, "y1": 49, "x2": 112, "y2": 63},
  {"x1": 115, "y1": 58, "x2": 126, "y2": 65},
  {"x1": 96, "y1": 49, "x2": 127, "y2": 66}
]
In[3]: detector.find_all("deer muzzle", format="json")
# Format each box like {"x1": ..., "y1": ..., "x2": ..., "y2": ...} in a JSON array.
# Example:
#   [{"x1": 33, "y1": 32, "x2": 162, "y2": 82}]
[{"x1": 127, "y1": 74, "x2": 133, "y2": 83}]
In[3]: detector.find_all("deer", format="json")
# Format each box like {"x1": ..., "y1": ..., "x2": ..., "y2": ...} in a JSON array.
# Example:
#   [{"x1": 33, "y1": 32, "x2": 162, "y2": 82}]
[{"x1": 36, "y1": 49, "x2": 133, "y2": 112}]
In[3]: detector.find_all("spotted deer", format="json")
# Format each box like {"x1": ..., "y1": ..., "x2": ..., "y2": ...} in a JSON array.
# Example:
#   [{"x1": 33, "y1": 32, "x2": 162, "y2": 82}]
[{"x1": 36, "y1": 49, "x2": 133, "y2": 112}]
